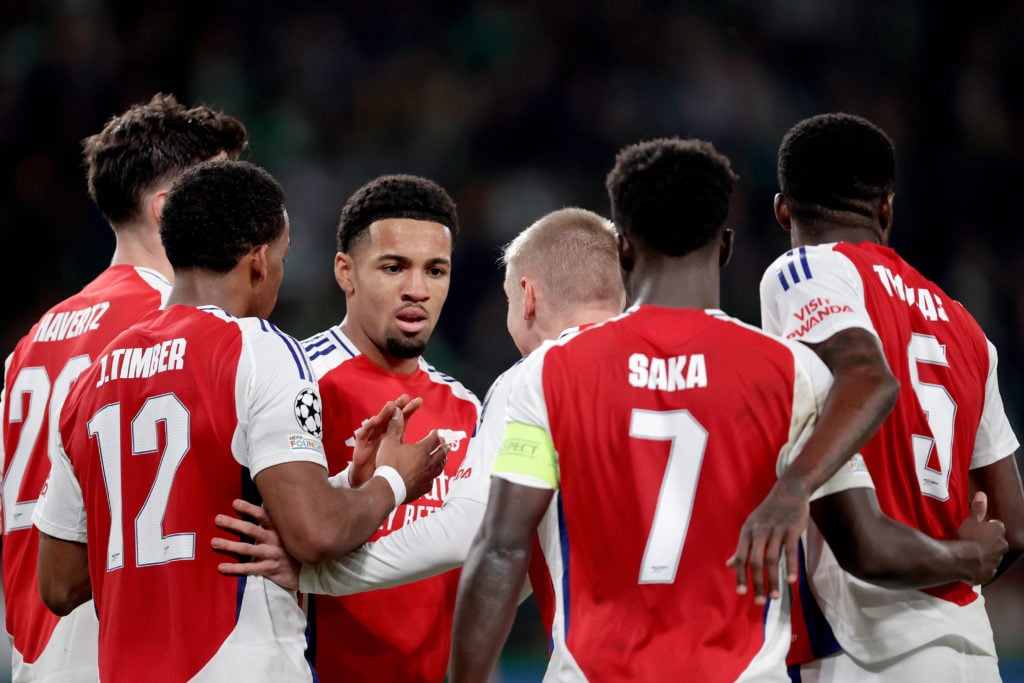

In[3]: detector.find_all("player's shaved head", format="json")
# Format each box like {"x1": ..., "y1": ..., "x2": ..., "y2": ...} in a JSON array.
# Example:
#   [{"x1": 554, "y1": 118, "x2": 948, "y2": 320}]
[
  {"x1": 501, "y1": 208, "x2": 623, "y2": 314},
  {"x1": 606, "y1": 137, "x2": 737, "y2": 258}
]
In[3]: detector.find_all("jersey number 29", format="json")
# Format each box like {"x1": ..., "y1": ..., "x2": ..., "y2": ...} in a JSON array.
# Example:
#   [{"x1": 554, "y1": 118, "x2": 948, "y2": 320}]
[{"x1": 2, "y1": 356, "x2": 92, "y2": 534}]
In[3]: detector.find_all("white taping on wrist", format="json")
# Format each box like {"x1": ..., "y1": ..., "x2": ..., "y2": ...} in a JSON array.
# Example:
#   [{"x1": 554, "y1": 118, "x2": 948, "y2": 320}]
[
  {"x1": 373, "y1": 465, "x2": 407, "y2": 510},
  {"x1": 328, "y1": 464, "x2": 353, "y2": 489}
]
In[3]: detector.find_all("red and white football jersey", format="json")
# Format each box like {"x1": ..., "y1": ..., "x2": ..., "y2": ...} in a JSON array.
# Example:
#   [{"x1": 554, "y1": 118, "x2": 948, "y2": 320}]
[
  {"x1": 32, "y1": 305, "x2": 328, "y2": 682},
  {"x1": 760, "y1": 242, "x2": 1019, "y2": 663},
  {"x1": 301, "y1": 326, "x2": 480, "y2": 683},
  {"x1": 1, "y1": 265, "x2": 168, "y2": 681},
  {"x1": 496, "y1": 306, "x2": 872, "y2": 682}
]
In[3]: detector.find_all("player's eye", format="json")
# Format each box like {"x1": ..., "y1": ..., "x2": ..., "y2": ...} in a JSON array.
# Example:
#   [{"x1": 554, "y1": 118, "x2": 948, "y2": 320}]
[{"x1": 383, "y1": 264, "x2": 402, "y2": 273}]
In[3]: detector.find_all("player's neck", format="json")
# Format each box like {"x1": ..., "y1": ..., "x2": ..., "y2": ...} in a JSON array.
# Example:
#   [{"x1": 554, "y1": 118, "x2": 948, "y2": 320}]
[
  {"x1": 791, "y1": 221, "x2": 884, "y2": 248},
  {"x1": 547, "y1": 305, "x2": 623, "y2": 340},
  {"x1": 339, "y1": 319, "x2": 421, "y2": 375},
  {"x1": 627, "y1": 253, "x2": 720, "y2": 311},
  {"x1": 166, "y1": 272, "x2": 252, "y2": 318},
  {"x1": 110, "y1": 224, "x2": 174, "y2": 280}
]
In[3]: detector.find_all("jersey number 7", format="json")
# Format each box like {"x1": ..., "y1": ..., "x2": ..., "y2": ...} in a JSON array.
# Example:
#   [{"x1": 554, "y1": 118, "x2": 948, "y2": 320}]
[{"x1": 629, "y1": 409, "x2": 708, "y2": 585}]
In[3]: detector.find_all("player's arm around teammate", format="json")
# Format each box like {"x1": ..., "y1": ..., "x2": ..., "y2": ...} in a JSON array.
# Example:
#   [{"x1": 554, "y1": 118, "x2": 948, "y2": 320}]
[
  {"x1": 729, "y1": 325, "x2": 898, "y2": 603},
  {"x1": 970, "y1": 454, "x2": 1024, "y2": 579}
]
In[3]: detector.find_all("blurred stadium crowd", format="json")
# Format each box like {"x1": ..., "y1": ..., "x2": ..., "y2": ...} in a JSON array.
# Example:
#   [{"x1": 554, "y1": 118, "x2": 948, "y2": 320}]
[{"x1": 1, "y1": 0, "x2": 1022, "y2": 677}]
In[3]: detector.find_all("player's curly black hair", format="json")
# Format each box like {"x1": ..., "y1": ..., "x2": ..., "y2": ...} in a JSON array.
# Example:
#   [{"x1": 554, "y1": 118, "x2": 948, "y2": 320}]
[
  {"x1": 605, "y1": 137, "x2": 737, "y2": 257},
  {"x1": 82, "y1": 93, "x2": 248, "y2": 227},
  {"x1": 778, "y1": 113, "x2": 895, "y2": 218},
  {"x1": 160, "y1": 160, "x2": 285, "y2": 273},
  {"x1": 336, "y1": 174, "x2": 458, "y2": 252}
]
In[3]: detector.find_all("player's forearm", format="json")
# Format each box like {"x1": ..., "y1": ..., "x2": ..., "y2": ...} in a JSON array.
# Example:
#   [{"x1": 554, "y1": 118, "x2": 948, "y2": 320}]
[
  {"x1": 259, "y1": 463, "x2": 397, "y2": 565},
  {"x1": 37, "y1": 532, "x2": 92, "y2": 616},
  {"x1": 300, "y1": 496, "x2": 485, "y2": 595},
  {"x1": 972, "y1": 455, "x2": 1024, "y2": 581},
  {"x1": 785, "y1": 332, "x2": 897, "y2": 495},
  {"x1": 813, "y1": 493, "x2": 987, "y2": 588},
  {"x1": 310, "y1": 477, "x2": 398, "y2": 562},
  {"x1": 449, "y1": 539, "x2": 530, "y2": 682}
]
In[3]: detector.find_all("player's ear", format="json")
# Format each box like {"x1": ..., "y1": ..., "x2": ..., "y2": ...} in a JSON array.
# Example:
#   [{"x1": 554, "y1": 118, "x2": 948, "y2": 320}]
[
  {"x1": 250, "y1": 244, "x2": 269, "y2": 285},
  {"x1": 616, "y1": 232, "x2": 634, "y2": 273},
  {"x1": 148, "y1": 189, "x2": 169, "y2": 230},
  {"x1": 774, "y1": 194, "x2": 792, "y2": 231},
  {"x1": 719, "y1": 228, "x2": 734, "y2": 268},
  {"x1": 335, "y1": 252, "x2": 355, "y2": 295},
  {"x1": 521, "y1": 277, "x2": 537, "y2": 321},
  {"x1": 879, "y1": 192, "x2": 894, "y2": 245}
]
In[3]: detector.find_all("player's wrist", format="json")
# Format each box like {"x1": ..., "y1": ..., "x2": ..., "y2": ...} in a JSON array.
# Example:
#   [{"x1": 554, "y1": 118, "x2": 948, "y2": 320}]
[
  {"x1": 328, "y1": 464, "x2": 353, "y2": 489},
  {"x1": 372, "y1": 465, "x2": 407, "y2": 510},
  {"x1": 949, "y1": 539, "x2": 985, "y2": 584}
]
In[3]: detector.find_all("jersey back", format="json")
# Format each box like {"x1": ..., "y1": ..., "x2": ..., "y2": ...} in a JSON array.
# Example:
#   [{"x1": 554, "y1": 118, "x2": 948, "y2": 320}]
[
  {"x1": 303, "y1": 327, "x2": 479, "y2": 683},
  {"x1": 816, "y1": 243, "x2": 986, "y2": 604},
  {"x1": 762, "y1": 242, "x2": 1016, "y2": 663},
  {"x1": 1, "y1": 265, "x2": 167, "y2": 672},
  {"x1": 52, "y1": 306, "x2": 320, "y2": 682},
  {"x1": 525, "y1": 307, "x2": 822, "y2": 681}
]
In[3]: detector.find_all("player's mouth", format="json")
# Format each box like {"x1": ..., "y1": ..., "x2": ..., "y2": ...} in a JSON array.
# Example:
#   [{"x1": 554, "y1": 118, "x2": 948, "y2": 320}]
[{"x1": 395, "y1": 307, "x2": 429, "y2": 334}]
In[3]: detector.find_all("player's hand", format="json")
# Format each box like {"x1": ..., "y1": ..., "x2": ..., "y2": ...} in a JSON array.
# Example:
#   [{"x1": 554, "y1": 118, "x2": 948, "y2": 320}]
[
  {"x1": 727, "y1": 480, "x2": 808, "y2": 605},
  {"x1": 212, "y1": 499, "x2": 301, "y2": 591},
  {"x1": 956, "y1": 491, "x2": 1008, "y2": 585},
  {"x1": 349, "y1": 395, "x2": 423, "y2": 487},
  {"x1": 375, "y1": 406, "x2": 447, "y2": 504}
]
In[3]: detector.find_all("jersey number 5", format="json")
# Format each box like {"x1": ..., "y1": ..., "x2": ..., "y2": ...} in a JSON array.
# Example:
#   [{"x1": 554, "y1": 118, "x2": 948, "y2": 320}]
[
  {"x1": 907, "y1": 333, "x2": 956, "y2": 501},
  {"x1": 629, "y1": 409, "x2": 708, "y2": 584},
  {"x1": 89, "y1": 394, "x2": 195, "y2": 571}
]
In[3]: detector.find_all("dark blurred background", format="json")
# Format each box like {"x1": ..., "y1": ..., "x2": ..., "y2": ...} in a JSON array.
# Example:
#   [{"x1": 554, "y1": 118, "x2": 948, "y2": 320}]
[{"x1": 2, "y1": 0, "x2": 1022, "y2": 679}]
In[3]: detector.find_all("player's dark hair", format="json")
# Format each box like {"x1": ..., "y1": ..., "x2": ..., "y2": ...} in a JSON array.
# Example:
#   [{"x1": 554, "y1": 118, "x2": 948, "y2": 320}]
[
  {"x1": 160, "y1": 160, "x2": 285, "y2": 273},
  {"x1": 778, "y1": 113, "x2": 895, "y2": 218},
  {"x1": 82, "y1": 93, "x2": 248, "y2": 227},
  {"x1": 605, "y1": 138, "x2": 737, "y2": 257},
  {"x1": 337, "y1": 174, "x2": 458, "y2": 252}
]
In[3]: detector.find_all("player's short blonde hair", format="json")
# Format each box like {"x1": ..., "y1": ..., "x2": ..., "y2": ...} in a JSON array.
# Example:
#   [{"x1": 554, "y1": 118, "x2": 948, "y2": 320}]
[{"x1": 501, "y1": 207, "x2": 624, "y2": 313}]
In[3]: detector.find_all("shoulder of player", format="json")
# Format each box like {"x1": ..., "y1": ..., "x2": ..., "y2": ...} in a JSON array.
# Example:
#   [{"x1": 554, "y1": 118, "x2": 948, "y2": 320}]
[
  {"x1": 417, "y1": 357, "x2": 481, "y2": 411},
  {"x1": 760, "y1": 243, "x2": 857, "y2": 290},
  {"x1": 538, "y1": 311, "x2": 634, "y2": 361},
  {"x1": 129, "y1": 266, "x2": 172, "y2": 293},
  {"x1": 225, "y1": 314, "x2": 315, "y2": 383},
  {"x1": 76, "y1": 264, "x2": 168, "y2": 301},
  {"x1": 300, "y1": 325, "x2": 361, "y2": 378},
  {"x1": 705, "y1": 310, "x2": 805, "y2": 353},
  {"x1": 477, "y1": 359, "x2": 530, "y2": 418}
]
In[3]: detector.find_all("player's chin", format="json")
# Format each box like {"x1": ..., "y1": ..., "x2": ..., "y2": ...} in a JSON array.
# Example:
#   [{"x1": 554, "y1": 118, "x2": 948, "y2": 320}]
[{"x1": 384, "y1": 333, "x2": 429, "y2": 359}]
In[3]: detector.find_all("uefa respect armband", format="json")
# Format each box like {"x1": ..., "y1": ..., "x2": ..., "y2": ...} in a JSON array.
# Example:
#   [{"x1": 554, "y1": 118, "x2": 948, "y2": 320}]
[{"x1": 493, "y1": 421, "x2": 559, "y2": 489}]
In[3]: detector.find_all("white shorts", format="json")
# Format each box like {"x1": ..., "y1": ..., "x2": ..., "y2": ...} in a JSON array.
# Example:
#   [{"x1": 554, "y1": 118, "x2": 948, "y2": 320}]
[{"x1": 793, "y1": 636, "x2": 1001, "y2": 683}]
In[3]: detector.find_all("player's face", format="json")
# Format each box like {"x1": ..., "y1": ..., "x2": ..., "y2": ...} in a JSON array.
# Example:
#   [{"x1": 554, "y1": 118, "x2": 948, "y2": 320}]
[
  {"x1": 255, "y1": 213, "x2": 290, "y2": 318},
  {"x1": 337, "y1": 218, "x2": 452, "y2": 363}
]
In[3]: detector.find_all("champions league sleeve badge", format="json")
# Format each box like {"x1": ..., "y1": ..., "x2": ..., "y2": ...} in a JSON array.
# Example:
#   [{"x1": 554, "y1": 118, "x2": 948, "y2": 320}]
[{"x1": 294, "y1": 388, "x2": 323, "y2": 438}]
